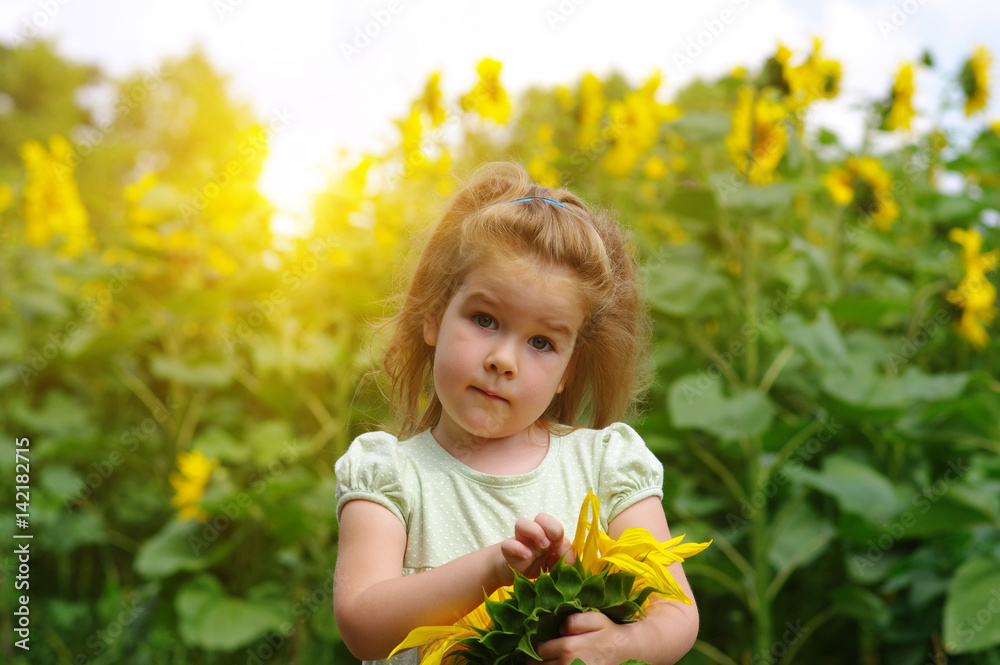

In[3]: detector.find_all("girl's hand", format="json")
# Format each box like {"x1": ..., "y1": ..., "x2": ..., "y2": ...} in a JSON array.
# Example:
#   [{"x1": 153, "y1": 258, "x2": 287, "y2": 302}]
[
  {"x1": 533, "y1": 611, "x2": 627, "y2": 665},
  {"x1": 498, "y1": 513, "x2": 572, "y2": 582}
]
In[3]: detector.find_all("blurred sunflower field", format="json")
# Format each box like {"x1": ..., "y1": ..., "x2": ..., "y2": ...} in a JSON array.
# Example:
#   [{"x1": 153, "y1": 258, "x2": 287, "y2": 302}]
[{"x1": 2, "y1": 35, "x2": 1000, "y2": 665}]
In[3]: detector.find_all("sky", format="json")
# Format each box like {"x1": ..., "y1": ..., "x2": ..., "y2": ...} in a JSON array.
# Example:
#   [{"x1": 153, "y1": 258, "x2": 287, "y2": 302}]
[{"x1": 2, "y1": 0, "x2": 999, "y2": 232}]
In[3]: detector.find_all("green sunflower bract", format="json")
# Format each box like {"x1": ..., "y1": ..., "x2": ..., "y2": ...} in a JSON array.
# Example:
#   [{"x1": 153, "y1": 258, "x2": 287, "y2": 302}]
[{"x1": 389, "y1": 489, "x2": 712, "y2": 665}]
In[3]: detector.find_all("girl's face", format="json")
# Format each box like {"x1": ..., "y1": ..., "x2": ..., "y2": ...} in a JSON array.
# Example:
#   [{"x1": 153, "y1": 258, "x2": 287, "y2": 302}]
[{"x1": 423, "y1": 260, "x2": 585, "y2": 451}]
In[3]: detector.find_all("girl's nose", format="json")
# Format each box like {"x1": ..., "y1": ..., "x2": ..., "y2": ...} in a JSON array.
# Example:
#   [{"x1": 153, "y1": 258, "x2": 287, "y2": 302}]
[{"x1": 485, "y1": 340, "x2": 516, "y2": 377}]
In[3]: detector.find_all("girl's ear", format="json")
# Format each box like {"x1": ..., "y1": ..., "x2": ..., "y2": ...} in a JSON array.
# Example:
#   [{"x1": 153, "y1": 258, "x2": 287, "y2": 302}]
[
  {"x1": 423, "y1": 315, "x2": 439, "y2": 347},
  {"x1": 556, "y1": 354, "x2": 577, "y2": 394}
]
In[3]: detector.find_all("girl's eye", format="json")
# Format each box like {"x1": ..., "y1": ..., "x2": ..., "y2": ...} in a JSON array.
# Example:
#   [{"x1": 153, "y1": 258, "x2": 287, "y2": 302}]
[
  {"x1": 530, "y1": 337, "x2": 553, "y2": 351},
  {"x1": 473, "y1": 313, "x2": 496, "y2": 329}
]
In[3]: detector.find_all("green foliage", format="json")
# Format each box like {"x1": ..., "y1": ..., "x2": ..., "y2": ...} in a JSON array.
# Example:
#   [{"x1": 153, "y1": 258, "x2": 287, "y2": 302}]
[{"x1": 2, "y1": 35, "x2": 999, "y2": 665}]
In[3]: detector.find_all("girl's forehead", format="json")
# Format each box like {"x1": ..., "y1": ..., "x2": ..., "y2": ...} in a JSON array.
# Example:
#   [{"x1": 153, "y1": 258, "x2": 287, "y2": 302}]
[
  {"x1": 452, "y1": 262, "x2": 586, "y2": 324},
  {"x1": 457, "y1": 258, "x2": 577, "y2": 296}
]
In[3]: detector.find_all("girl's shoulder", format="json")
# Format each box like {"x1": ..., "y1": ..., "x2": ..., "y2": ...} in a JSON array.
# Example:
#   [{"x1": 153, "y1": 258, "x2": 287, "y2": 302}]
[
  {"x1": 559, "y1": 423, "x2": 664, "y2": 517},
  {"x1": 557, "y1": 421, "x2": 649, "y2": 451},
  {"x1": 335, "y1": 429, "x2": 435, "y2": 473},
  {"x1": 334, "y1": 430, "x2": 434, "y2": 523}
]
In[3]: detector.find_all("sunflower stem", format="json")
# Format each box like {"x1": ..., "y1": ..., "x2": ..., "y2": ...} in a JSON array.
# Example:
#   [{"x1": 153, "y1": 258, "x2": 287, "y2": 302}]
[
  {"x1": 750, "y1": 430, "x2": 773, "y2": 660},
  {"x1": 744, "y1": 217, "x2": 759, "y2": 387}
]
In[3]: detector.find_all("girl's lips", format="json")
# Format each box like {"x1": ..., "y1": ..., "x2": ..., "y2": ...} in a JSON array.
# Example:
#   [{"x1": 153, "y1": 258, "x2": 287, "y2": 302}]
[{"x1": 473, "y1": 386, "x2": 507, "y2": 402}]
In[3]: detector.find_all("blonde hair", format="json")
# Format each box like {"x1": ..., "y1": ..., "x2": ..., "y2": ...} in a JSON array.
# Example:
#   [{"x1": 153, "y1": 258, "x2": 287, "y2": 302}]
[{"x1": 382, "y1": 162, "x2": 650, "y2": 437}]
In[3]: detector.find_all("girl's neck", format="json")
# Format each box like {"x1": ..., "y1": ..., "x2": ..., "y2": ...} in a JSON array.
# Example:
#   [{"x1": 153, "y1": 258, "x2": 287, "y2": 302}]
[{"x1": 430, "y1": 424, "x2": 550, "y2": 476}]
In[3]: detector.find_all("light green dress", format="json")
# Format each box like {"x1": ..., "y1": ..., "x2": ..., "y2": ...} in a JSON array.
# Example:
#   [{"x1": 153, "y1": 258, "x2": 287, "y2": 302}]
[{"x1": 334, "y1": 422, "x2": 664, "y2": 665}]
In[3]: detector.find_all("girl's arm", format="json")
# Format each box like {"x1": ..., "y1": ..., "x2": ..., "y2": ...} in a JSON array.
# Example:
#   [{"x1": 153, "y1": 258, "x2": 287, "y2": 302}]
[
  {"x1": 533, "y1": 496, "x2": 700, "y2": 665},
  {"x1": 333, "y1": 498, "x2": 570, "y2": 660}
]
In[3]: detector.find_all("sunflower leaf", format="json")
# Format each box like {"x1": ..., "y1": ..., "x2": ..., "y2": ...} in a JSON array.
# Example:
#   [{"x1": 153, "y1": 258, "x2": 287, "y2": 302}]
[
  {"x1": 517, "y1": 633, "x2": 541, "y2": 660},
  {"x1": 603, "y1": 600, "x2": 643, "y2": 622},
  {"x1": 484, "y1": 597, "x2": 525, "y2": 634},
  {"x1": 554, "y1": 561, "x2": 583, "y2": 599},
  {"x1": 577, "y1": 572, "x2": 607, "y2": 607},
  {"x1": 604, "y1": 571, "x2": 636, "y2": 606},
  {"x1": 534, "y1": 574, "x2": 562, "y2": 611},
  {"x1": 513, "y1": 573, "x2": 537, "y2": 615},
  {"x1": 480, "y1": 630, "x2": 520, "y2": 653},
  {"x1": 632, "y1": 585, "x2": 663, "y2": 609}
]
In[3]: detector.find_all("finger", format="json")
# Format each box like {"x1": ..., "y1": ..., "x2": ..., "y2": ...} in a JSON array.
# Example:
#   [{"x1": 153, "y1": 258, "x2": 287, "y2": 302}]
[
  {"x1": 560, "y1": 610, "x2": 614, "y2": 636},
  {"x1": 541, "y1": 535, "x2": 573, "y2": 568},
  {"x1": 561, "y1": 538, "x2": 576, "y2": 565},
  {"x1": 532, "y1": 634, "x2": 564, "y2": 662},
  {"x1": 533, "y1": 513, "x2": 565, "y2": 545},
  {"x1": 500, "y1": 538, "x2": 532, "y2": 561},
  {"x1": 515, "y1": 518, "x2": 550, "y2": 550},
  {"x1": 554, "y1": 535, "x2": 573, "y2": 560}
]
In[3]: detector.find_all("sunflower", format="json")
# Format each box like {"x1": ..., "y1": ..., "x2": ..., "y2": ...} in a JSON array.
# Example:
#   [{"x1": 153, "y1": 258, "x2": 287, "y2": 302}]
[
  {"x1": 961, "y1": 46, "x2": 992, "y2": 116},
  {"x1": 397, "y1": 104, "x2": 423, "y2": 161},
  {"x1": 391, "y1": 490, "x2": 710, "y2": 664},
  {"x1": 527, "y1": 123, "x2": 560, "y2": 189},
  {"x1": 886, "y1": 63, "x2": 916, "y2": 131},
  {"x1": 822, "y1": 156, "x2": 899, "y2": 231},
  {"x1": 461, "y1": 58, "x2": 511, "y2": 125},
  {"x1": 945, "y1": 228, "x2": 1000, "y2": 350},
  {"x1": 169, "y1": 450, "x2": 218, "y2": 521},
  {"x1": 577, "y1": 73, "x2": 605, "y2": 149},
  {"x1": 603, "y1": 71, "x2": 679, "y2": 178},
  {"x1": 20, "y1": 135, "x2": 94, "y2": 258},
  {"x1": 787, "y1": 38, "x2": 842, "y2": 106},
  {"x1": 760, "y1": 39, "x2": 841, "y2": 111},
  {"x1": 727, "y1": 87, "x2": 789, "y2": 185},
  {"x1": 419, "y1": 72, "x2": 447, "y2": 127},
  {"x1": 389, "y1": 587, "x2": 510, "y2": 665}
]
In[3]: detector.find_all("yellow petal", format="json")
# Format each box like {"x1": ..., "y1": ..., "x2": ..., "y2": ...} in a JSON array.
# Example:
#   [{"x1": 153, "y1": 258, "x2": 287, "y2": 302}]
[
  {"x1": 664, "y1": 539, "x2": 713, "y2": 560},
  {"x1": 389, "y1": 625, "x2": 470, "y2": 660},
  {"x1": 599, "y1": 553, "x2": 690, "y2": 604},
  {"x1": 572, "y1": 489, "x2": 602, "y2": 570}
]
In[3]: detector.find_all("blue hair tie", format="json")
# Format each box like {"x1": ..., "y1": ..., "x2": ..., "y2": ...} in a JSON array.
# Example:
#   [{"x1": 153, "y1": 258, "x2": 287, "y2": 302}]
[{"x1": 505, "y1": 196, "x2": 565, "y2": 207}]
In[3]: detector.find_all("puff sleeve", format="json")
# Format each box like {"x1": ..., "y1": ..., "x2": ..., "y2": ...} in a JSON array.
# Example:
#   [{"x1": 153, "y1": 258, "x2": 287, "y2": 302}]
[
  {"x1": 334, "y1": 431, "x2": 409, "y2": 528},
  {"x1": 596, "y1": 422, "x2": 664, "y2": 524}
]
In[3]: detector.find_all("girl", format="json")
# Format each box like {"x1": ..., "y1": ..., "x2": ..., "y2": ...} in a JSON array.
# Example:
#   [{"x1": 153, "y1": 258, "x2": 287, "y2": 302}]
[{"x1": 334, "y1": 162, "x2": 699, "y2": 665}]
